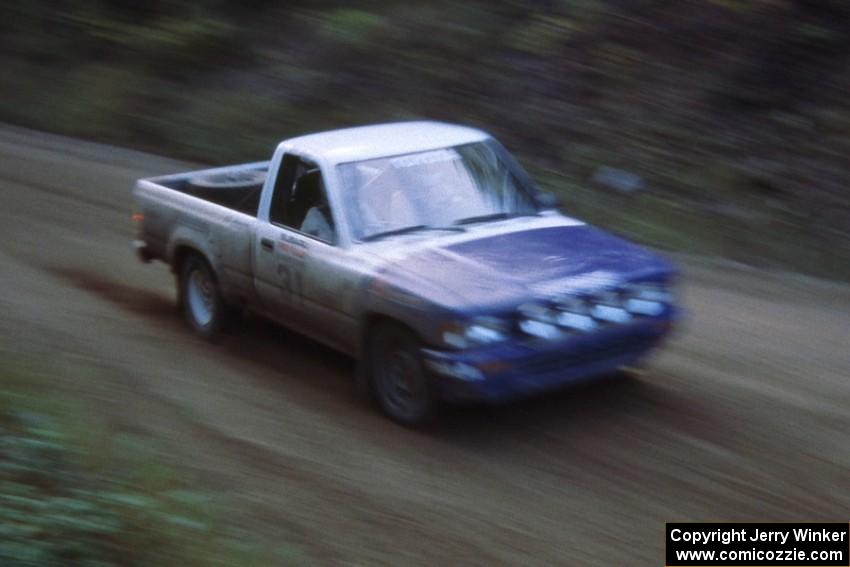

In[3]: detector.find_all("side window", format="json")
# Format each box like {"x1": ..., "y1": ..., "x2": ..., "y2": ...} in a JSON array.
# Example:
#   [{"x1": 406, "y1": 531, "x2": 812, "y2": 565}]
[
  {"x1": 268, "y1": 154, "x2": 300, "y2": 225},
  {"x1": 269, "y1": 156, "x2": 336, "y2": 244}
]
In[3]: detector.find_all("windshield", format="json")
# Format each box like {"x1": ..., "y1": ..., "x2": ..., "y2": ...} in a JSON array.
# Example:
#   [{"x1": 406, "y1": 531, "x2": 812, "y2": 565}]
[{"x1": 337, "y1": 140, "x2": 540, "y2": 241}]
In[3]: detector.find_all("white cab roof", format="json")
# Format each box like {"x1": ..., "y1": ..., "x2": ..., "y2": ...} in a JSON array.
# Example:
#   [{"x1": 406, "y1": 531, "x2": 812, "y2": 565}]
[{"x1": 281, "y1": 121, "x2": 490, "y2": 165}]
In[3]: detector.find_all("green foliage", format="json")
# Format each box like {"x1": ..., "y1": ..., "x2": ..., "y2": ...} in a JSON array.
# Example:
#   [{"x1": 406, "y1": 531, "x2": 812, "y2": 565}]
[
  {"x1": 1, "y1": 0, "x2": 850, "y2": 279},
  {"x1": 706, "y1": 0, "x2": 790, "y2": 12},
  {"x1": 71, "y1": 8, "x2": 241, "y2": 77},
  {"x1": 314, "y1": 8, "x2": 387, "y2": 48},
  {"x1": 509, "y1": 15, "x2": 576, "y2": 55},
  {"x1": 559, "y1": 0, "x2": 609, "y2": 26},
  {"x1": 2, "y1": 2, "x2": 243, "y2": 76},
  {"x1": 796, "y1": 22, "x2": 841, "y2": 45},
  {"x1": 0, "y1": 368, "x2": 301, "y2": 567}
]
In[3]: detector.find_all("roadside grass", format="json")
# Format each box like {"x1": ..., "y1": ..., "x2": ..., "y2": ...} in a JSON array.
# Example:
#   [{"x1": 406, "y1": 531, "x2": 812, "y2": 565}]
[{"x1": 0, "y1": 348, "x2": 307, "y2": 567}]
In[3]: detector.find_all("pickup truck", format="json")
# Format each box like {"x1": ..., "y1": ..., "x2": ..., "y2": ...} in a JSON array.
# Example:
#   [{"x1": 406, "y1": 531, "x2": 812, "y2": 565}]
[{"x1": 132, "y1": 121, "x2": 678, "y2": 425}]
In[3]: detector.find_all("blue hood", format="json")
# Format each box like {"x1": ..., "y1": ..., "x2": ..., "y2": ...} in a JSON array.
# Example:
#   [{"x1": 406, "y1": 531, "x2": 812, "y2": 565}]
[{"x1": 378, "y1": 225, "x2": 675, "y2": 311}]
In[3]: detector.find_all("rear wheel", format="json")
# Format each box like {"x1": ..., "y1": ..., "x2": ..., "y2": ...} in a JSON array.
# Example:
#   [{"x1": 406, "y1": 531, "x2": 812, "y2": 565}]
[
  {"x1": 179, "y1": 255, "x2": 230, "y2": 339},
  {"x1": 369, "y1": 324, "x2": 435, "y2": 427}
]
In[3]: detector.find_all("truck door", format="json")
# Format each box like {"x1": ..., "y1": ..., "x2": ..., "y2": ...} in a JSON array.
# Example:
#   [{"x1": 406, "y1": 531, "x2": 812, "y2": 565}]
[
  {"x1": 253, "y1": 154, "x2": 309, "y2": 322},
  {"x1": 254, "y1": 156, "x2": 360, "y2": 353}
]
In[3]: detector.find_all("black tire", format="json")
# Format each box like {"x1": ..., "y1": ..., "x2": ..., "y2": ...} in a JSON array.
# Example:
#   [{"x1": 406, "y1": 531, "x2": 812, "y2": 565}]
[
  {"x1": 369, "y1": 324, "x2": 435, "y2": 427},
  {"x1": 179, "y1": 255, "x2": 230, "y2": 339},
  {"x1": 187, "y1": 171, "x2": 267, "y2": 209}
]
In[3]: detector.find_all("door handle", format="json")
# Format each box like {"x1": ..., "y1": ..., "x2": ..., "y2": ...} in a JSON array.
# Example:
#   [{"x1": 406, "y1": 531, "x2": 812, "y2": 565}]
[{"x1": 260, "y1": 238, "x2": 274, "y2": 251}]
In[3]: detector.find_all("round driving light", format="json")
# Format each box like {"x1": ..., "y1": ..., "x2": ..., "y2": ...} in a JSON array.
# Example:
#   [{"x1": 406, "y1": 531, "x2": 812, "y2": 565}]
[
  {"x1": 466, "y1": 324, "x2": 506, "y2": 344},
  {"x1": 556, "y1": 311, "x2": 597, "y2": 332},
  {"x1": 591, "y1": 304, "x2": 631, "y2": 323},
  {"x1": 627, "y1": 282, "x2": 672, "y2": 303},
  {"x1": 625, "y1": 298, "x2": 665, "y2": 316},
  {"x1": 519, "y1": 319, "x2": 562, "y2": 340}
]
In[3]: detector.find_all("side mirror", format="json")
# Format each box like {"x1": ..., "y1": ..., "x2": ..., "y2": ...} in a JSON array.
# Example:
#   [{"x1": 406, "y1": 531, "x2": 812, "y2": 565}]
[{"x1": 536, "y1": 191, "x2": 560, "y2": 209}]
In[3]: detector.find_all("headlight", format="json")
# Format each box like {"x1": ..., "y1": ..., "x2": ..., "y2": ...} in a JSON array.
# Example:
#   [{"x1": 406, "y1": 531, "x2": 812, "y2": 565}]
[
  {"x1": 623, "y1": 282, "x2": 672, "y2": 316},
  {"x1": 441, "y1": 317, "x2": 509, "y2": 349},
  {"x1": 629, "y1": 282, "x2": 672, "y2": 302},
  {"x1": 519, "y1": 300, "x2": 598, "y2": 338},
  {"x1": 518, "y1": 318, "x2": 562, "y2": 340},
  {"x1": 466, "y1": 322, "x2": 507, "y2": 343},
  {"x1": 554, "y1": 296, "x2": 597, "y2": 332},
  {"x1": 555, "y1": 311, "x2": 597, "y2": 331}
]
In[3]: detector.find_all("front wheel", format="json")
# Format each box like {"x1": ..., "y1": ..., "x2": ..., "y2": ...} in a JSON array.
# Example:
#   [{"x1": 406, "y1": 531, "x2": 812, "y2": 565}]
[
  {"x1": 369, "y1": 325, "x2": 435, "y2": 427},
  {"x1": 180, "y1": 255, "x2": 230, "y2": 339}
]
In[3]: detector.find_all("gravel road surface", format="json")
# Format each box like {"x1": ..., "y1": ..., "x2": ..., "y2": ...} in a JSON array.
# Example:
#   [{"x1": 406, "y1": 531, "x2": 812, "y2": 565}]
[{"x1": 1, "y1": 125, "x2": 848, "y2": 566}]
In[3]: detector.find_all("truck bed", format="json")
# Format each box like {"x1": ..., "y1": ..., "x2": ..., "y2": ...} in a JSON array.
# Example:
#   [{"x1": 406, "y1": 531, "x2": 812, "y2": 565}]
[
  {"x1": 146, "y1": 161, "x2": 270, "y2": 215},
  {"x1": 134, "y1": 161, "x2": 271, "y2": 303}
]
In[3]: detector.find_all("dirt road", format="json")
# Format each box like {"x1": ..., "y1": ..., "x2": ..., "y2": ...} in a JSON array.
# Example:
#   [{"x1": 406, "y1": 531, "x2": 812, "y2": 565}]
[{"x1": 0, "y1": 125, "x2": 848, "y2": 566}]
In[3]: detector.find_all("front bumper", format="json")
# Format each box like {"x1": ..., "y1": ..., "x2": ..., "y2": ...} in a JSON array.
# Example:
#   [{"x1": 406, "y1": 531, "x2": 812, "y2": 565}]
[{"x1": 422, "y1": 314, "x2": 675, "y2": 403}]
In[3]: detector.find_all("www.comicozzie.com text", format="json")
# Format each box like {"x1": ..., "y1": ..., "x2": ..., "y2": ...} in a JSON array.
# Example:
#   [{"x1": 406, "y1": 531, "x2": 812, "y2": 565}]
[{"x1": 670, "y1": 527, "x2": 848, "y2": 546}]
